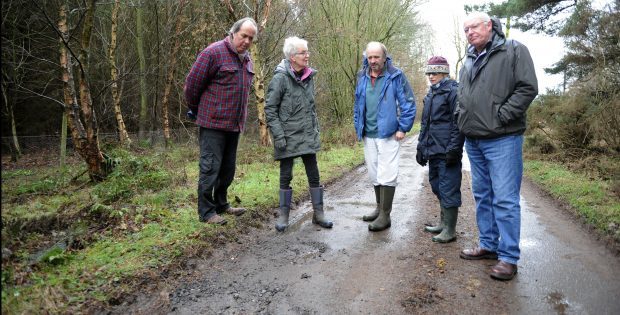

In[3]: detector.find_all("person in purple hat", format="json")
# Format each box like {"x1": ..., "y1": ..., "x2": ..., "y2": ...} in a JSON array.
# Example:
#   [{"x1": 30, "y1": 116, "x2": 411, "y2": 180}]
[{"x1": 416, "y1": 56, "x2": 464, "y2": 243}]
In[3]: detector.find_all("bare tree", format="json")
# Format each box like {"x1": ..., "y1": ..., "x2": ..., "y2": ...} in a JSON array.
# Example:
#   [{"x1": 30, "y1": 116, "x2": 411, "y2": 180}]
[
  {"x1": 135, "y1": 0, "x2": 148, "y2": 141},
  {"x1": 222, "y1": 0, "x2": 274, "y2": 146},
  {"x1": 452, "y1": 16, "x2": 467, "y2": 79},
  {"x1": 57, "y1": 0, "x2": 108, "y2": 181},
  {"x1": 109, "y1": 0, "x2": 131, "y2": 147},
  {"x1": 161, "y1": 0, "x2": 187, "y2": 147}
]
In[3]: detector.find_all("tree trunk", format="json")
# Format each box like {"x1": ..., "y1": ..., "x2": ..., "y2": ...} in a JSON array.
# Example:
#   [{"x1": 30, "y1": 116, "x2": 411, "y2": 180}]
[
  {"x1": 136, "y1": 2, "x2": 148, "y2": 141},
  {"x1": 60, "y1": 112, "x2": 67, "y2": 167},
  {"x1": 161, "y1": 0, "x2": 186, "y2": 148},
  {"x1": 250, "y1": 48, "x2": 271, "y2": 146},
  {"x1": 109, "y1": 0, "x2": 131, "y2": 147},
  {"x1": 250, "y1": 0, "x2": 272, "y2": 146},
  {"x1": 58, "y1": 0, "x2": 106, "y2": 181},
  {"x1": 1, "y1": 76, "x2": 21, "y2": 161}
]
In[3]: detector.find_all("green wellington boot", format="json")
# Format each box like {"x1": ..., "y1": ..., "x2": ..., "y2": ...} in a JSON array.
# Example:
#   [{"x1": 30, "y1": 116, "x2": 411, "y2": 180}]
[
  {"x1": 424, "y1": 206, "x2": 446, "y2": 234},
  {"x1": 310, "y1": 186, "x2": 333, "y2": 228},
  {"x1": 275, "y1": 188, "x2": 292, "y2": 232},
  {"x1": 432, "y1": 207, "x2": 458, "y2": 243},
  {"x1": 369, "y1": 186, "x2": 395, "y2": 232},
  {"x1": 363, "y1": 185, "x2": 381, "y2": 221}
]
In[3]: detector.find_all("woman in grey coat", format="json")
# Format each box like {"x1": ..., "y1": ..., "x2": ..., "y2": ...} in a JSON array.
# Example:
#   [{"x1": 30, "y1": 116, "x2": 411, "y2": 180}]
[{"x1": 265, "y1": 36, "x2": 333, "y2": 232}]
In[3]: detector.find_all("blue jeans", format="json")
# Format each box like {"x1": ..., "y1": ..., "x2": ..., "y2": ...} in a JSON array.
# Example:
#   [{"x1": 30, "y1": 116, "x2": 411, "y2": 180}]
[{"x1": 465, "y1": 135, "x2": 523, "y2": 265}]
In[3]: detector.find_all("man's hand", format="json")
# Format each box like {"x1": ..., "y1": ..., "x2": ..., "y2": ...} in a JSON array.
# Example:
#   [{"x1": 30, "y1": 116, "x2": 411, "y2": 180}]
[
  {"x1": 395, "y1": 131, "x2": 405, "y2": 141},
  {"x1": 275, "y1": 138, "x2": 286, "y2": 150},
  {"x1": 186, "y1": 109, "x2": 197, "y2": 120}
]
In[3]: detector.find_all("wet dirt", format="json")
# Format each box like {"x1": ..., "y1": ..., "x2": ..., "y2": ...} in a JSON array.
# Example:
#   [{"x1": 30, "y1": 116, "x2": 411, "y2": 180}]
[{"x1": 119, "y1": 137, "x2": 620, "y2": 314}]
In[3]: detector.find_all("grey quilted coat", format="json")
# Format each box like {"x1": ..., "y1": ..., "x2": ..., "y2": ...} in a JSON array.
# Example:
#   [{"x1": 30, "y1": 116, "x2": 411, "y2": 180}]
[{"x1": 265, "y1": 59, "x2": 320, "y2": 160}]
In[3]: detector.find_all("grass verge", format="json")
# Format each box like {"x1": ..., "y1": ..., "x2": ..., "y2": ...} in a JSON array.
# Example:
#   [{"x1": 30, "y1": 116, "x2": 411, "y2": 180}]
[
  {"x1": 524, "y1": 159, "x2": 620, "y2": 243},
  {"x1": 1, "y1": 139, "x2": 364, "y2": 314}
]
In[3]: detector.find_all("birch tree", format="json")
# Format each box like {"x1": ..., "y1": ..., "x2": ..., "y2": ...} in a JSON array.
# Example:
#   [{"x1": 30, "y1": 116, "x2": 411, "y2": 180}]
[
  {"x1": 222, "y1": 0, "x2": 274, "y2": 146},
  {"x1": 161, "y1": 0, "x2": 187, "y2": 147},
  {"x1": 57, "y1": 0, "x2": 108, "y2": 181},
  {"x1": 109, "y1": 0, "x2": 131, "y2": 147},
  {"x1": 136, "y1": 1, "x2": 148, "y2": 141}
]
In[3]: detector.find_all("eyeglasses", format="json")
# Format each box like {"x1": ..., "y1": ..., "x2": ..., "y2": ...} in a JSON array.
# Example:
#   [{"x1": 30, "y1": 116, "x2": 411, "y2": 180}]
[
  {"x1": 464, "y1": 21, "x2": 485, "y2": 33},
  {"x1": 295, "y1": 51, "x2": 310, "y2": 56}
]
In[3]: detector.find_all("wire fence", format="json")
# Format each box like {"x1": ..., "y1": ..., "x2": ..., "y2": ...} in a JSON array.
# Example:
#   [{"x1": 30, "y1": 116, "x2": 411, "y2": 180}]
[{"x1": 1, "y1": 126, "x2": 201, "y2": 158}]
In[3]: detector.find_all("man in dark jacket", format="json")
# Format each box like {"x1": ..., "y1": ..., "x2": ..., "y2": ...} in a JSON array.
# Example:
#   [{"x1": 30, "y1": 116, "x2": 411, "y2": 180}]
[
  {"x1": 353, "y1": 42, "x2": 416, "y2": 232},
  {"x1": 265, "y1": 36, "x2": 332, "y2": 232},
  {"x1": 416, "y1": 56, "x2": 464, "y2": 243},
  {"x1": 184, "y1": 17, "x2": 257, "y2": 225},
  {"x1": 457, "y1": 12, "x2": 538, "y2": 281}
]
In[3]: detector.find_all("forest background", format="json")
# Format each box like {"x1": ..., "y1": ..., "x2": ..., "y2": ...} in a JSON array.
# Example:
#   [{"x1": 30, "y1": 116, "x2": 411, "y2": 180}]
[{"x1": 1, "y1": 0, "x2": 618, "y2": 313}]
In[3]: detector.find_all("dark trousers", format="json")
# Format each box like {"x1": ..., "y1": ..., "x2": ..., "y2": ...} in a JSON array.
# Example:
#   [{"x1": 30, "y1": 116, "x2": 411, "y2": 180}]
[
  {"x1": 428, "y1": 158, "x2": 462, "y2": 208},
  {"x1": 198, "y1": 128, "x2": 240, "y2": 221},
  {"x1": 279, "y1": 154, "x2": 320, "y2": 189}
]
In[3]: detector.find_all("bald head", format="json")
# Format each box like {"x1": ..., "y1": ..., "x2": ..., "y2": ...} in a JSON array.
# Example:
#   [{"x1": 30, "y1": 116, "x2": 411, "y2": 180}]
[{"x1": 366, "y1": 42, "x2": 387, "y2": 74}]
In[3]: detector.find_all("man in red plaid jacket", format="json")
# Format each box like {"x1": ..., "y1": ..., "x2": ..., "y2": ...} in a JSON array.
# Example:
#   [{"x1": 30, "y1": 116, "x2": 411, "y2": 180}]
[{"x1": 184, "y1": 17, "x2": 257, "y2": 225}]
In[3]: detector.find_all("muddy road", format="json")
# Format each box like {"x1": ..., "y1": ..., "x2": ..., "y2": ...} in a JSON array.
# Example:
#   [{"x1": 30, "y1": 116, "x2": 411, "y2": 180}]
[{"x1": 126, "y1": 137, "x2": 620, "y2": 314}]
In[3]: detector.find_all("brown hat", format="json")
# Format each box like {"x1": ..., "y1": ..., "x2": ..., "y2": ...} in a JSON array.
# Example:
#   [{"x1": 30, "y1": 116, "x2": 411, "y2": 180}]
[{"x1": 425, "y1": 56, "x2": 450, "y2": 74}]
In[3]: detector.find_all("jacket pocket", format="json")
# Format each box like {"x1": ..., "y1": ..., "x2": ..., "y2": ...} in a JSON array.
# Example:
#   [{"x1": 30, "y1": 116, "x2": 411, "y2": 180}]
[
  {"x1": 199, "y1": 152, "x2": 214, "y2": 175},
  {"x1": 217, "y1": 65, "x2": 238, "y2": 85}
]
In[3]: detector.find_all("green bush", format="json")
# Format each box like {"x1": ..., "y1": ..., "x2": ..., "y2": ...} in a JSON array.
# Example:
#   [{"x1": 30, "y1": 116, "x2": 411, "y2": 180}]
[{"x1": 92, "y1": 154, "x2": 171, "y2": 203}]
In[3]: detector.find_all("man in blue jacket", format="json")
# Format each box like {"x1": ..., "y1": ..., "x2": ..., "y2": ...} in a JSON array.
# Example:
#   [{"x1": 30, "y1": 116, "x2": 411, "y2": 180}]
[
  {"x1": 457, "y1": 12, "x2": 538, "y2": 281},
  {"x1": 353, "y1": 42, "x2": 416, "y2": 232}
]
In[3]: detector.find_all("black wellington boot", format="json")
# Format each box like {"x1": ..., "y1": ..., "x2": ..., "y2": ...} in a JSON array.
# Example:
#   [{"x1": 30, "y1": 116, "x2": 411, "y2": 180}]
[
  {"x1": 275, "y1": 188, "x2": 292, "y2": 232},
  {"x1": 363, "y1": 185, "x2": 381, "y2": 221},
  {"x1": 310, "y1": 186, "x2": 333, "y2": 228},
  {"x1": 369, "y1": 186, "x2": 395, "y2": 232}
]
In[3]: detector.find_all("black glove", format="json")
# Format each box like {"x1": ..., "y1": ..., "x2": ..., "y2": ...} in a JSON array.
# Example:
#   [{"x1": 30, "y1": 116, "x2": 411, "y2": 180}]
[
  {"x1": 416, "y1": 150, "x2": 427, "y2": 166},
  {"x1": 186, "y1": 109, "x2": 197, "y2": 120},
  {"x1": 275, "y1": 138, "x2": 286, "y2": 150},
  {"x1": 445, "y1": 149, "x2": 462, "y2": 166}
]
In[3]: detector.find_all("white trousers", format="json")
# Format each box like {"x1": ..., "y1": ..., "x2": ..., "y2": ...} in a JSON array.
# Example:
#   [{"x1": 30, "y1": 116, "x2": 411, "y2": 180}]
[{"x1": 363, "y1": 136, "x2": 401, "y2": 187}]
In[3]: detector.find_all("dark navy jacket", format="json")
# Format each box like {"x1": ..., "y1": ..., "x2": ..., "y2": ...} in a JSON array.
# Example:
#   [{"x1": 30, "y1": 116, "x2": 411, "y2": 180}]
[{"x1": 417, "y1": 78, "x2": 464, "y2": 160}]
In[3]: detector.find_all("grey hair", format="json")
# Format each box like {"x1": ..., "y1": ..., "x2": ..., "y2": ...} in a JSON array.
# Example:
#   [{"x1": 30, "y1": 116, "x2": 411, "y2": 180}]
[
  {"x1": 283, "y1": 36, "x2": 308, "y2": 59},
  {"x1": 366, "y1": 41, "x2": 388, "y2": 57},
  {"x1": 229, "y1": 17, "x2": 258, "y2": 37},
  {"x1": 465, "y1": 11, "x2": 491, "y2": 24}
]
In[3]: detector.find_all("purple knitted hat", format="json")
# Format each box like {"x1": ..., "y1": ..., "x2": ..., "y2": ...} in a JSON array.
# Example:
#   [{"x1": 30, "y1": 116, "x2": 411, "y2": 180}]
[{"x1": 425, "y1": 56, "x2": 450, "y2": 74}]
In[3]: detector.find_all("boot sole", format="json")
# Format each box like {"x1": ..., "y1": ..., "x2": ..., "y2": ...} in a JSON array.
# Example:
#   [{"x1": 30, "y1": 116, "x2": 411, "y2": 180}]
[
  {"x1": 459, "y1": 252, "x2": 498, "y2": 260},
  {"x1": 368, "y1": 223, "x2": 391, "y2": 231},
  {"x1": 424, "y1": 227, "x2": 443, "y2": 234},
  {"x1": 312, "y1": 219, "x2": 333, "y2": 228},
  {"x1": 490, "y1": 269, "x2": 517, "y2": 281},
  {"x1": 432, "y1": 236, "x2": 456, "y2": 243}
]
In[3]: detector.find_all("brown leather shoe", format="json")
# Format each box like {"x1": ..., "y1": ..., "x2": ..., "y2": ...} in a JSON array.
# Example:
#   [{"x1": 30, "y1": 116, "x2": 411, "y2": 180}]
[
  {"x1": 206, "y1": 214, "x2": 227, "y2": 225},
  {"x1": 490, "y1": 261, "x2": 518, "y2": 281},
  {"x1": 224, "y1": 207, "x2": 246, "y2": 216},
  {"x1": 460, "y1": 247, "x2": 498, "y2": 260}
]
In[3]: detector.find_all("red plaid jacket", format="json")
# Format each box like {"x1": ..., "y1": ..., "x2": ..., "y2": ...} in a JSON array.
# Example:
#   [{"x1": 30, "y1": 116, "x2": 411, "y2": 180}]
[{"x1": 184, "y1": 37, "x2": 254, "y2": 132}]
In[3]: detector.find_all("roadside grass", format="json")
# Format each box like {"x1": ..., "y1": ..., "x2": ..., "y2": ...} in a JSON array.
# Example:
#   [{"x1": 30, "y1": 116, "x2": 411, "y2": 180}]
[
  {"x1": 524, "y1": 159, "x2": 620, "y2": 242},
  {"x1": 1, "y1": 138, "x2": 364, "y2": 314}
]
